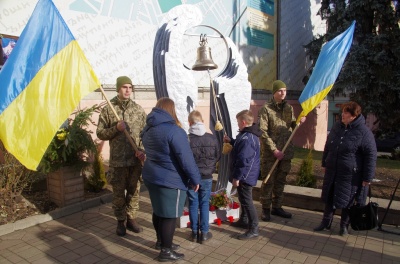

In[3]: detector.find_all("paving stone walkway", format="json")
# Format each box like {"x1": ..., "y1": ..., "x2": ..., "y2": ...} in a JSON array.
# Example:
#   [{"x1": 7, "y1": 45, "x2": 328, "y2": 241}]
[{"x1": 0, "y1": 191, "x2": 399, "y2": 264}]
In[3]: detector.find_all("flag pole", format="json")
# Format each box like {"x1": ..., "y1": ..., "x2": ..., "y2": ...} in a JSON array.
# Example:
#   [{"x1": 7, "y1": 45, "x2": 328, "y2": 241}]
[
  {"x1": 98, "y1": 86, "x2": 139, "y2": 153},
  {"x1": 262, "y1": 124, "x2": 300, "y2": 184}
]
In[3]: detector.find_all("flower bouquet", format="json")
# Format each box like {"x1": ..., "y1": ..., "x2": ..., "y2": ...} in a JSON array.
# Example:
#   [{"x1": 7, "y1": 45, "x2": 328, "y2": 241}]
[{"x1": 210, "y1": 189, "x2": 235, "y2": 210}]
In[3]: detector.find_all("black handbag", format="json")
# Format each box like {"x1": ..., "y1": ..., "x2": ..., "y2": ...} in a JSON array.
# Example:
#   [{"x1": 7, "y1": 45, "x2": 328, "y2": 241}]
[{"x1": 349, "y1": 185, "x2": 379, "y2": 231}]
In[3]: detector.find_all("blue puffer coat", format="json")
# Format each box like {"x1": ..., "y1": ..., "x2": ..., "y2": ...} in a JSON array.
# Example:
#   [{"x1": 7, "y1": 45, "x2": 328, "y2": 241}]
[
  {"x1": 140, "y1": 108, "x2": 201, "y2": 190},
  {"x1": 229, "y1": 124, "x2": 262, "y2": 186},
  {"x1": 321, "y1": 114, "x2": 377, "y2": 208}
]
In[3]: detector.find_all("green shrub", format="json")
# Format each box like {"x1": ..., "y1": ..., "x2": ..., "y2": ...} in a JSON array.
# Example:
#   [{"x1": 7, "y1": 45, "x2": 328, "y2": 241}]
[
  {"x1": 0, "y1": 144, "x2": 40, "y2": 219},
  {"x1": 391, "y1": 149, "x2": 400, "y2": 161},
  {"x1": 296, "y1": 149, "x2": 316, "y2": 188}
]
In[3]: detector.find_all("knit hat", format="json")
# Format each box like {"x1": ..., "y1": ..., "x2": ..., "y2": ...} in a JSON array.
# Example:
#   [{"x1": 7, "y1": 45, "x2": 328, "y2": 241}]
[
  {"x1": 272, "y1": 80, "x2": 286, "y2": 94},
  {"x1": 116, "y1": 76, "x2": 132, "y2": 92}
]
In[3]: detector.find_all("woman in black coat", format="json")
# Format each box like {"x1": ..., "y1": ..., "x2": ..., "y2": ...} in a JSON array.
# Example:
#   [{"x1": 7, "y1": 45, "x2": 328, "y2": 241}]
[{"x1": 314, "y1": 101, "x2": 377, "y2": 236}]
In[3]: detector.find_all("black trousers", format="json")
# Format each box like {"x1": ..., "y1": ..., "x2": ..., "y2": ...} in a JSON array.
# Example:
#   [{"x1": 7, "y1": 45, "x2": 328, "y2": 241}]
[
  {"x1": 322, "y1": 185, "x2": 369, "y2": 227},
  {"x1": 237, "y1": 183, "x2": 259, "y2": 229}
]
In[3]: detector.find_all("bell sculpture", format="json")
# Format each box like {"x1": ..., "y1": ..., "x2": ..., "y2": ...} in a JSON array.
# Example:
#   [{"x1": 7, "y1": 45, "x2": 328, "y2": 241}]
[{"x1": 192, "y1": 34, "x2": 218, "y2": 71}]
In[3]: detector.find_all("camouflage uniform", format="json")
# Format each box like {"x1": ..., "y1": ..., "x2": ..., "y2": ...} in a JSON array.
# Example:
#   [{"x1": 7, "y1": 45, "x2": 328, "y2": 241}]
[
  {"x1": 97, "y1": 96, "x2": 146, "y2": 221},
  {"x1": 258, "y1": 98, "x2": 296, "y2": 209}
]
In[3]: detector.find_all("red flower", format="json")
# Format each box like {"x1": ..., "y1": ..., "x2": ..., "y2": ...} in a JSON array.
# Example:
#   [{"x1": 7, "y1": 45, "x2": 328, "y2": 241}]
[
  {"x1": 232, "y1": 202, "x2": 240, "y2": 209},
  {"x1": 209, "y1": 205, "x2": 217, "y2": 211}
]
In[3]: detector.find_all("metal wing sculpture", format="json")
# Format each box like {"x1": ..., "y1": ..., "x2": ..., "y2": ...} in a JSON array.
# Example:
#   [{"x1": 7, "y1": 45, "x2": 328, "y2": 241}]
[{"x1": 152, "y1": 5, "x2": 252, "y2": 192}]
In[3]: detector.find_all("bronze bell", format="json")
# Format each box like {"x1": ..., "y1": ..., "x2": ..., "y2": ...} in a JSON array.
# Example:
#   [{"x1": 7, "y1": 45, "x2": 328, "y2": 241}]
[{"x1": 192, "y1": 34, "x2": 218, "y2": 71}]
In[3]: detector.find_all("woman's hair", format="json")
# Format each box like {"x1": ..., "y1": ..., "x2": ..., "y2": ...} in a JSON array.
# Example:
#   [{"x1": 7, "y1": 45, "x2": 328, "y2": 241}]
[
  {"x1": 341, "y1": 101, "x2": 362, "y2": 117},
  {"x1": 155, "y1": 97, "x2": 182, "y2": 127},
  {"x1": 188, "y1": 110, "x2": 203, "y2": 123},
  {"x1": 236, "y1": 109, "x2": 254, "y2": 125}
]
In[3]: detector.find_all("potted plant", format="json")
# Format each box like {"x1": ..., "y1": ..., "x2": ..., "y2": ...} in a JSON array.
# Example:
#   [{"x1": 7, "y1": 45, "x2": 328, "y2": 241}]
[{"x1": 39, "y1": 105, "x2": 100, "y2": 207}]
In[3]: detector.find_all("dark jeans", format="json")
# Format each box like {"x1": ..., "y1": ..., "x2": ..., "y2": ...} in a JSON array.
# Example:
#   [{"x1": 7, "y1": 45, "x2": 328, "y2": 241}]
[{"x1": 237, "y1": 183, "x2": 258, "y2": 229}]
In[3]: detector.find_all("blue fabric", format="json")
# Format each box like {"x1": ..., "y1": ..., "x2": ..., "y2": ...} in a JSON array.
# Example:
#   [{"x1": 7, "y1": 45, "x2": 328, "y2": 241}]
[
  {"x1": 141, "y1": 108, "x2": 201, "y2": 190},
  {"x1": 229, "y1": 124, "x2": 261, "y2": 186},
  {"x1": 187, "y1": 178, "x2": 213, "y2": 233},
  {"x1": 321, "y1": 115, "x2": 377, "y2": 208}
]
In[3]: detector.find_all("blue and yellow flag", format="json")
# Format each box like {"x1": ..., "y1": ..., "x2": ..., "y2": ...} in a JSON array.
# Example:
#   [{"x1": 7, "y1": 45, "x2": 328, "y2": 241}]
[
  {"x1": 297, "y1": 21, "x2": 356, "y2": 123},
  {"x1": 0, "y1": 0, "x2": 100, "y2": 170}
]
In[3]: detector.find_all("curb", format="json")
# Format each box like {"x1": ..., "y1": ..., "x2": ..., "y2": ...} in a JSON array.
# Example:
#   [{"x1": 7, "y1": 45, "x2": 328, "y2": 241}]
[{"x1": 0, "y1": 193, "x2": 113, "y2": 237}]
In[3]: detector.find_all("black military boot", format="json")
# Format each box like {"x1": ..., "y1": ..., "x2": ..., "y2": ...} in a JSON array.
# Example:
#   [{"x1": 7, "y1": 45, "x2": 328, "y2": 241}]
[
  {"x1": 237, "y1": 227, "x2": 259, "y2": 240},
  {"x1": 158, "y1": 248, "x2": 184, "y2": 262},
  {"x1": 261, "y1": 208, "x2": 271, "y2": 222},
  {"x1": 126, "y1": 218, "x2": 143, "y2": 233},
  {"x1": 231, "y1": 211, "x2": 249, "y2": 228},
  {"x1": 116, "y1": 220, "x2": 126, "y2": 236},
  {"x1": 271, "y1": 207, "x2": 292, "y2": 218}
]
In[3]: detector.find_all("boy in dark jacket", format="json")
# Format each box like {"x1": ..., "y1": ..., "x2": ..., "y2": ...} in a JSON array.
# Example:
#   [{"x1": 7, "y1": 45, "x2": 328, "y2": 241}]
[
  {"x1": 224, "y1": 110, "x2": 261, "y2": 240},
  {"x1": 187, "y1": 110, "x2": 220, "y2": 243}
]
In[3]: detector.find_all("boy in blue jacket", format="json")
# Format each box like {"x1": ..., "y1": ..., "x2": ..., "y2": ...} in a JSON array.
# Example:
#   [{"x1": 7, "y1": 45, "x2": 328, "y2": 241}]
[
  {"x1": 187, "y1": 110, "x2": 220, "y2": 243},
  {"x1": 224, "y1": 110, "x2": 261, "y2": 240}
]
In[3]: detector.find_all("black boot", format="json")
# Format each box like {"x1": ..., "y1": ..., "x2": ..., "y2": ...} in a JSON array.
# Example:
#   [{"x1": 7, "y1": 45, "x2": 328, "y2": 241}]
[
  {"x1": 313, "y1": 218, "x2": 333, "y2": 231},
  {"x1": 237, "y1": 227, "x2": 259, "y2": 240},
  {"x1": 189, "y1": 231, "x2": 198, "y2": 242},
  {"x1": 200, "y1": 232, "x2": 213, "y2": 244},
  {"x1": 261, "y1": 208, "x2": 271, "y2": 222},
  {"x1": 116, "y1": 220, "x2": 126, "y2": 236},
  {"x1": 155, "y1": 241, "x2": 180, "y2": 250},
  {"x1": 339, "y1": 226, "x2": 349, "y2": 236},
  {"x1": 126, "y1": 218, "x2": 143, "y2": 233},
  {"x1": 231, "y1": 211, "x2": 249, "y2": 228},
  {"x1": 158, "y1": 248, "x2": 184, "y2": 262},
  {"x1": 271, "y1": 207, "x2": 292, "y2": 218}
]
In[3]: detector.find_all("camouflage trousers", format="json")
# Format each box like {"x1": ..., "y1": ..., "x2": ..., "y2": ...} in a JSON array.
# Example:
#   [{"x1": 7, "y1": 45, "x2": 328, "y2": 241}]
[
  {"x1": 109, "y1": 166, "x2": 142, "y2": 221},
  {"x1": 259, "y1": 159, "x2": 291, "y2": 209}
]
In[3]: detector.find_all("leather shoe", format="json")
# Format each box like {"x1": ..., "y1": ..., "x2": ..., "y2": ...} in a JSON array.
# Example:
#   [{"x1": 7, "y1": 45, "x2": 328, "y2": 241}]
[
  {"x1": 261, "y1": 208, "x2": 271, "y2": 222},
  {"x1": 339, "y1": 226, "x2": 349, "y2": 236},
  {"x1": 200, "y1": 232, "x2": 212, "y2": 243},
  {"x1": 231, "y1": 219, "x2": 248, "y2": 229},
  {"x1": 155, "y1": 241, "x2": 180, "y2": 250},
  {"x1": 158, "y1": 248, "x2": 184, "y2": 262},
  {"x1": 116, "y1": 220, "x2": 126, "y2": 236},
  {"x1": 237, "y1": 227, "x2": 259, "y2": 240},
  {"x1": 126, "y1": 218, "x2": 143, "y2": 233},
  {"x1": 271, "y1": 207, "x2": 292, "y2": 218}
]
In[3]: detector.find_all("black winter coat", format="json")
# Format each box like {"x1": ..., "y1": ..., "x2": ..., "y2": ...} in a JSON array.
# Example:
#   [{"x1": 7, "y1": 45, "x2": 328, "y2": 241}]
[
  {"x1": 321, "y1": 115, "x2": 377, "y2": 208},
  {"x1": 188, "y1": 132, "x2": 220, "y2": 180}
]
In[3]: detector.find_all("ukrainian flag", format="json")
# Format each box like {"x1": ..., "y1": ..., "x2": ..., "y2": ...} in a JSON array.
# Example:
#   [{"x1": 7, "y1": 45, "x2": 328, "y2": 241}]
[
  {"x1": 0, "y1": 0, "x2": 100, "y2": 170},
  {"x1": 297, "y1": 21, "x2": 356, "y2": 123}
]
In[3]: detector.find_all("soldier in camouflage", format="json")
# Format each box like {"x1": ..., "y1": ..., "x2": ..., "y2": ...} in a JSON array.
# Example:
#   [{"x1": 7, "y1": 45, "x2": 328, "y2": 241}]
[
  {"x1": 97, "y1": 76, "x2": 147, "y2": 236},
  {"x1": 257, "y1": 80, "x2": 306, "y2": 222}
]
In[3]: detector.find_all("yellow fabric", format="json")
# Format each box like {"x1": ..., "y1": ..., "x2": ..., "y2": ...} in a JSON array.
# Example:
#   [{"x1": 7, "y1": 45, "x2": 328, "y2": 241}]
[
  {"x1": 297, "y1": 84, "x2": 332, "y2": 124},
  {"x1": 0, "y1": 41, "x2": 100, "y2": 170}
]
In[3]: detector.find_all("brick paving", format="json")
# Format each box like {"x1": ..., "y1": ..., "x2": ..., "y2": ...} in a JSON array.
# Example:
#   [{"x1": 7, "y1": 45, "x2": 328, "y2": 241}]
[{"x1": 0, "y1": 191, "x2": 399, "y2": 264}]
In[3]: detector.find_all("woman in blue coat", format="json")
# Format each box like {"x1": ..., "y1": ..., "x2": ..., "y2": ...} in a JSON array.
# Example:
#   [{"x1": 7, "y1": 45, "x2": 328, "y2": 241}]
[
  {"x1": 314, "y1": 101, "x2": 377, "y2": 235},
  {"x1": 141, "y1": 98, "x2": 200, "y2": 262}
]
